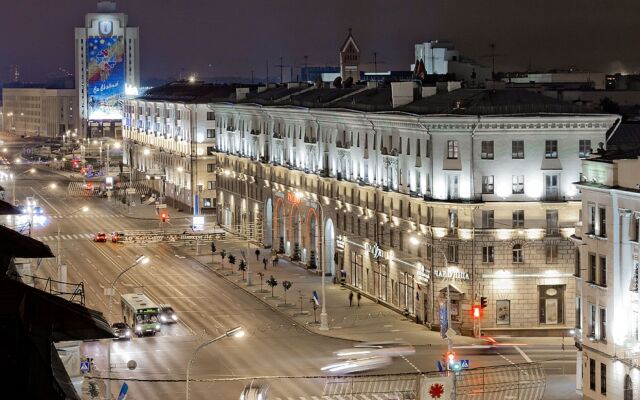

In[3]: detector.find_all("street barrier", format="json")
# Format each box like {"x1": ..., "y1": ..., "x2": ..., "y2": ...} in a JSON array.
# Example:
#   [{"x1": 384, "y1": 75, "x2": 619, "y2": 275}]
[{"x1": 121, "y1": 231, "x2": 226, "y2": 244}]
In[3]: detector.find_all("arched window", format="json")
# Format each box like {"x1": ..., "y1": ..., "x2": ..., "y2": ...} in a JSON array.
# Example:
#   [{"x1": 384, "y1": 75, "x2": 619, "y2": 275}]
[
  {"x1": 624, "y1": 374, "x2": 633, "y2": 400},
  {"x1": 513, "y1": 244, "x2": 524, "y2": 263}
]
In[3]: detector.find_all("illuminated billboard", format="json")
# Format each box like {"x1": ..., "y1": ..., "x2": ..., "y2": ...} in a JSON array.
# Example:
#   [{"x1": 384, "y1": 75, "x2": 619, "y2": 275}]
[{"x1": 87, "y1": 35, "x2": 125, "y2": 120}]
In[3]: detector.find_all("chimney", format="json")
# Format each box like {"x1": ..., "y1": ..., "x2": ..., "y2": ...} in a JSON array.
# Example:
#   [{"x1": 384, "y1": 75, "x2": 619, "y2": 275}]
[
  {"x1": 235, "y1": 87, "x2": 250, "y2": 100},
  {"x1": 391, "y1": 82, "x2": 417, "y2": 108}
]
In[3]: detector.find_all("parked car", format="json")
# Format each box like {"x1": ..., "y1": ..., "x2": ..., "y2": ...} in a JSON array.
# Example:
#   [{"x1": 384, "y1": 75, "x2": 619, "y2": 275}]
[
  {"x1": 111, "y1": 322, "x2": 132, "y2": 340},
  {"x1": 94, "y1": 232, "x2": 108, "y2": 242},
  {"x1": 159, "y1": 304, "x2": 178, "y2": 324}
]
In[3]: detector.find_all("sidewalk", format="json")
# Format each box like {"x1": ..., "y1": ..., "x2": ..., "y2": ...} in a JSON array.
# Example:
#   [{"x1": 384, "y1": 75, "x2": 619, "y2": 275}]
[{"x1": 176, "y1": 241, "x2": 480, "y2": 347}]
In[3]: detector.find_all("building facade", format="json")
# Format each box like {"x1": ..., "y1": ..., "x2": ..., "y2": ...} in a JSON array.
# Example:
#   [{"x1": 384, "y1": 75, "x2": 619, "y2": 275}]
[
  {"x1": 76, "y1": 0, "x2": 139, "y2": 138},
  {"x1": 1, "y1": 87, "x2": 77, "y2": 137},
  {"x1": 574, "y1": 155, "x2": 640, "y2": 399},
  {"x1": 123, "y1": 81, "x2": 619, "y2": 335}
]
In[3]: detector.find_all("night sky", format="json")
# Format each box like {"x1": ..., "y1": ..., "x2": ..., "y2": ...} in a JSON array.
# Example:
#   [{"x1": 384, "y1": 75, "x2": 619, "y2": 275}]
[{"x1": 1, "y1": 0, "x2": 638, "y2": 82}]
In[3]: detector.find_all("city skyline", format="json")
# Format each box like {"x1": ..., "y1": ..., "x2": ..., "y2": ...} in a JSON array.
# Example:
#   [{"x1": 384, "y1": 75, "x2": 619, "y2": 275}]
[{"x1": 2, "y1": 0, "x2": 640, "y2": 83}]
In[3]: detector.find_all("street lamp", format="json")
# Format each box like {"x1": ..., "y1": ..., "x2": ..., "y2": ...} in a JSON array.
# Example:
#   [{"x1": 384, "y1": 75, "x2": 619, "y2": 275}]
[
  {"x1": 11, "y1": 167, "x2": 36, "y2": 205},
  {"x1": 186, "y1": 326, "x2": 245, "y2": 400},
  {"x1": 107, "y1": 255, "x2": 150, "y2": 321},
  {"x1": 294, "y1": 192, "x2": 329, "y2": 330}
]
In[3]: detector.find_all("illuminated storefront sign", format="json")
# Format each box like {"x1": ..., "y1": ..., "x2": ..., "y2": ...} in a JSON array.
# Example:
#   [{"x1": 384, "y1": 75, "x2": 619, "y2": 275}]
[
  {"x1": 365, "y1": 242, "x2": 384, "y2": 259},
  {"x1": 434, "y1": 269, "x2": 470, "y2": 280},
  {"x1": 336, "y1": 235, "x2": 345, "y2": 251}
]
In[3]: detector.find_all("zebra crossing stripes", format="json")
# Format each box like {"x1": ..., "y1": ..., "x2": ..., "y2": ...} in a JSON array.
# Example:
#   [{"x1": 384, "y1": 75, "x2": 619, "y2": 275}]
[
  {"x1": 51, "y1": 213, "x2": 125, "y2": 219},
  {"x1": 34, "y1": 233, "x2": 95, "y2": 242}
]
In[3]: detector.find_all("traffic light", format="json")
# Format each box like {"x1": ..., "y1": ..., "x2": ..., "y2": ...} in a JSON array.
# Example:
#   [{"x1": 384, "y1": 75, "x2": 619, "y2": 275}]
[
  {"x1": 446, "y1": 351, "x2": 456, "y2": 366},
  {"x1": 472, "y1": 304, "x2": 482, "y2": 319},
  {"x1": 160, "y1": 212, "x2": 168, "y2": 222},
  {"x1": 480, "y1": 296, "x2": 488, "y2": 309}
]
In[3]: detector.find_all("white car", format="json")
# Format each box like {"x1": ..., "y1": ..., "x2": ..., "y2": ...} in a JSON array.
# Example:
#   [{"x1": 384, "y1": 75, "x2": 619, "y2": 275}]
[
  {"x1": 239, "y1": 381, "x2": 269, "y2": 400},
  {"x1": 321, "y1": 356, "x2": 392, "y2": 374},
  {"x1": 334, "y1": 341, "x2": 415, "y2": 359}
]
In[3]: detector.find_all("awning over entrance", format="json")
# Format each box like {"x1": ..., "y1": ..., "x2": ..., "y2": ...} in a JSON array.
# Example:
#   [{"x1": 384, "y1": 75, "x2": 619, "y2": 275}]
[{"x1": 439, "y1": 284, "x2": 465, "y2": 300}]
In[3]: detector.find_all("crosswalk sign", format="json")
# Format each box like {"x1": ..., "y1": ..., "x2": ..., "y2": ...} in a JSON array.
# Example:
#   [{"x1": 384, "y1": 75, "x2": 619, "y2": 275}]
[
  {"x1": 312, "y1": 290, "x2": 319, "y2": 306},
  {"x1": 80, "y1": 360, "x2": 90, "y2": 373},
  {"x1": 460, "y1": 359, "x2": 470, "y2": 369}
]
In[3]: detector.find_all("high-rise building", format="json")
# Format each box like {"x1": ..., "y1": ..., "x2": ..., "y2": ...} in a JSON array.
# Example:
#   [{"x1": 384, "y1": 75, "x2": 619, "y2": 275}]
[{"x1": 75, "y1": 1, "x2": 139, "y2": 139}]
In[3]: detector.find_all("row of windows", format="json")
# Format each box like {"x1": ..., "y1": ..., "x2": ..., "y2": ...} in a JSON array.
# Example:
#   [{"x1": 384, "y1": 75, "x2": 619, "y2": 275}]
[
  {"x1": 478, "y1": 209, "x2": 556, "y2": 230},
  {"x1": 448, "y1": 139, "x2": 592, "y2": 160}
]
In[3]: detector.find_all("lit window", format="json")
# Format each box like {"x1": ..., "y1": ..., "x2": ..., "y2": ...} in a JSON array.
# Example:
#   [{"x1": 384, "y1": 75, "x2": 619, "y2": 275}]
[
  {"x1": 512, "y1": 244, "x2": 524, "y2": 263},
  {"x1": 482, "y1": 176, "x2": 494, "y2": 194},
  {"x1": 579, "y1": 139, "x2": 591, "y2": 158},
  {"x1": 545, "y1": 140, "x2": 558, "y2": 159},
  {"x1": 512, "y1": 175, "x2": 524, "y2": 194},
  {"x1": 481, "y1": 141, "x2": 494, "y2": 159},
  {"x1": 447, "y1": 140, "x2": 459, "y2": 159}
]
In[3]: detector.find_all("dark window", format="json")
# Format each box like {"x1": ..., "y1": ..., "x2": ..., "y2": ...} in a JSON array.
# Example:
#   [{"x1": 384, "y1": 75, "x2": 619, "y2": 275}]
[
  {"x1": 206, "y1": 129, "x2": 215, "y2": 138},
  {"x1": 513, "y1": 210, "x2": 525, "y2": 228},
  {"x1": 589, "y1": 254, "x2": 596, "y2": 282},
  {"x1": 482, "y1": 246, "x2": 494, "y2": 263},
  {"x1": 206, "y1": 146, "x2": 215, "y2": 155},
  {"x1": 482, "y1": 210, "x2": 494, "y2": 229},
  {"x1": 481, "y1": 141, "x2": 494, "y2": 159},
  {"x1": 482, "y1": 176, "x2": 494, "y2": 194},
  {"x1": 600, "y1": 363, "x2": 606, "y2": 395},
  {"x1": 589, "y1": 359, "x2": 596, "y2": 391},
  {"x1": 600, "y1": 308, "x2": 607, "y2": 341},
  {"x1": 447, "y1": 140, "x2": 459, "y2": 159},
  {"x1": 206, "y1": 112, "x2": 215, "y2": 120},
  {"x1": 579, "y1": 139, "x2": 591, "y2": 158},
  {"x1": 599, "y1": 207, "x2": 607, "y2": 237},
  {"x1": 207, "y1": 164, "x2": 214, "y2": 173},
  {"x1": 513, "y1": 244, "x2": 523, "y2": 263},
  {"x1": 512, "y1": 140, "x2": 525, "y2": 159},
  {"x1": 448, "y1": 244, "x2": 459, "y2": 263},
  {"x1": 575, "y1": 296, "x2": 581, "y2": 329},
  {"x1": 600, "y1": 256, "x2": 607, "y2": 286},
  {"x1": 545, "y1": 140, "x2": 558, "y2": 158}
]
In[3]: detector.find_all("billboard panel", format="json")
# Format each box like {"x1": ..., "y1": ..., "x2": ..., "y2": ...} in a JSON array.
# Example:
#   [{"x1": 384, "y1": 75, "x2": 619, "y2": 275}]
[{"x1": 87, "y1": 35, "x2": 125, "y2": 120}]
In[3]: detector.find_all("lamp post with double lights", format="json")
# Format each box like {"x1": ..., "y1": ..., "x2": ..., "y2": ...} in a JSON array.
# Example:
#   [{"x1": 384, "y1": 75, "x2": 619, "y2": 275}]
[
  {"x1": 294, "y1": 191, "x2": 329, "y2": 330},
  {"x1": 107, "y1": 254, "x2": 150, "y2": 322},
  {"x1": 186, "y1": 326, "x2": 245, "y2": 400}
]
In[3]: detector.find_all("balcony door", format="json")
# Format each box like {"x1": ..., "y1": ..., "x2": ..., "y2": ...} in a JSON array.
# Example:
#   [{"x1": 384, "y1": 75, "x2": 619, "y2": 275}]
[{"x1": 544, "y1": 173, "x2": 559, "y2": 200}]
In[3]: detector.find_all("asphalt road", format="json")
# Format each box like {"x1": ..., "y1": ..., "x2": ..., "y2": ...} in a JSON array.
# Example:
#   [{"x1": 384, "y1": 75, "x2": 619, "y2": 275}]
[{"x1": 9, "y1": 162, "x2": 578, "y2": 400}]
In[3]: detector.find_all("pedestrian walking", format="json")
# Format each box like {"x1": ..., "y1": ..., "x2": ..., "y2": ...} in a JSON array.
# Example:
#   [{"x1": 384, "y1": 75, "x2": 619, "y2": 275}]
[
  {"x1": 272, "y1": 255, "x2": 276, "y2": 268},
  {"x1": 357, "y1": 292, "x2": 361, "y2": 307},
  {"x1": 348, "y1": 291, "x2": 353, "y2": 307},
  {"x1": 255, "y1": 248, "x2": 260, "y2": 261},
  {"x1": 262, "y1": 257, "x2": 268, "y2": 270}
]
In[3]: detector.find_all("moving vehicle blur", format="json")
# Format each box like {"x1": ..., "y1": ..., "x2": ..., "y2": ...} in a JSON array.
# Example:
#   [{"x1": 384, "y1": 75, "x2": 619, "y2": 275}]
[
  {"x1": 111, "y1": 231, "x2": 126, "y2": 243},
  {"x1": 321, "y1": 356, "x2": 392, "y2": 374},
  {"x1": 239, "y1": 381, "x2": 270, "y2": 400},
  {"x1": 93, "y1": 232, "x2": 107, "y2": 242},
  {"x1": 334, "y1": 341, "x2": 415, "y2": 359}
]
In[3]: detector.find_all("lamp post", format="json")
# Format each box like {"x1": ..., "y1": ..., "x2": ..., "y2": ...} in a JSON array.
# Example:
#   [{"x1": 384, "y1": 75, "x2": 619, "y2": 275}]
[
  {"x1": 186, "y1": 326, "x2": 245, "y2": 400},
  {"x1": 54, "y1": 206, "x2": 89, "y2": 294},
  {"x1": 295, "y1": 191, "x2": 329, "y2": 330},
  {"x1": 107, "y1": 254, "x2": 150, "y2": 322},
  {"x1": 11, "y1": 167, "x2": 36, "y2": 205}
]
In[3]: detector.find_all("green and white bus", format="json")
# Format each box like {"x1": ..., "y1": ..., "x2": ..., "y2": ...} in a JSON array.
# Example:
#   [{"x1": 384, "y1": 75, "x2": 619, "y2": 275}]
[{"x1": 120, "y1": 293, "x2": 161, "y2": 337}]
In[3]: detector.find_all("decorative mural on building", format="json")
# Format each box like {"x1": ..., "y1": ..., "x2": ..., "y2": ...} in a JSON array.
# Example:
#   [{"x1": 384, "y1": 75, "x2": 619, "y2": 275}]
[{"x1": 87, "y1": 35, "x2": 125, "y2": 120}]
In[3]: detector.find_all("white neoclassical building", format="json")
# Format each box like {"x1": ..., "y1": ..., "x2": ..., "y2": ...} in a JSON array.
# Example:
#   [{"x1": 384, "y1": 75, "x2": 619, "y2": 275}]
[
  {"x1": 123, "y1": 80, "x2": 620, "y2": 336},
  {"x1": 573, "y1": 146, "x2": 640, "y2": 399}
]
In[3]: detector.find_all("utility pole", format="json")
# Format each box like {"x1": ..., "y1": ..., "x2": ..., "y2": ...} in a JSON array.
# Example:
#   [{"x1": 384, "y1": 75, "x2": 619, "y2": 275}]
[{"x1": 275, "y1": 57, "x2": 290, "y2": 84}]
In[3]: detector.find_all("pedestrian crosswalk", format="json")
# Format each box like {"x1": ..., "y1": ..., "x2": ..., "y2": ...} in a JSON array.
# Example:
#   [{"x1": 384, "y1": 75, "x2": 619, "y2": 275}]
[
  {"x1": 272, "y1": 395, "x2": 411, "y2": 400},
  {"x1": 50, "y1": 213, "x2": 125, "y2": 219},
  {"x1": 34, "y1": 233, "x2": 95, "y2": 242}
]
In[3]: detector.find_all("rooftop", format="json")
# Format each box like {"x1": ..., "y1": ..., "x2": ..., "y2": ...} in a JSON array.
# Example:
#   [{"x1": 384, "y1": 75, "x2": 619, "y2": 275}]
[{"x1": 136, "y1": 81, "x2": 607, "y2": 116}]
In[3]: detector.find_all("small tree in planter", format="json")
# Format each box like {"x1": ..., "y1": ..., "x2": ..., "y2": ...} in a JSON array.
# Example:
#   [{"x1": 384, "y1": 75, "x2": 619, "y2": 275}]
[
  {"x1": 238, "y1": 259, "x2": 247, "y2": 281},
  {"x1": 308, "y1": 250, "x2": 317, "y2": 269},
  {"x1": 220, "y1": 250, "x2": 227, "y2": 268},
  {"x1": 282, "y1": 280, "x2": 293, "y2": 304},
  {"x1": 87, "y1": 380, "x2": 100, "y2": 399},
  {"x1": 227, "y1": 254, "x2": 236, "y2": 273},
  {"x1": 292, "y1": 242, "x2": 301, "y2": 261},
  {"x1": 266, "y1": 275, "x2": 278, "y2": 297}
]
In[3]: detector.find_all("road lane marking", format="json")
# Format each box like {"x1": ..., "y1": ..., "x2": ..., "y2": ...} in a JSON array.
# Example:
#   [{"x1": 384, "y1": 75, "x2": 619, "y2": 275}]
[{"x1": 515, "y1": 346, "x2": 532, "y2": 363}]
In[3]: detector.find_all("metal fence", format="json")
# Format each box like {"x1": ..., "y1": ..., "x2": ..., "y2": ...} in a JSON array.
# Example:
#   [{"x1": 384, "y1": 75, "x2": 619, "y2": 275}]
[
  {"x1": 321, "y1": 362, "x2": 545, "y2": 400},
  {"x1": 7, "y1": 271, "x2": 86, "y2": 306}
]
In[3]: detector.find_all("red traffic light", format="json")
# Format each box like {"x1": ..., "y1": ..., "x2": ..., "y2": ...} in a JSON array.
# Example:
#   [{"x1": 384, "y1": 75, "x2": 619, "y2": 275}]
[
  {"x1": 446, "y1": 351, "x2": 456, "y2": 364},
  {"x1": 472, "y1": 305, "x2": 482, "y2": 319},
  {"x1": 160, "y1": 212, "x2": 169, "y2": 222}
]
